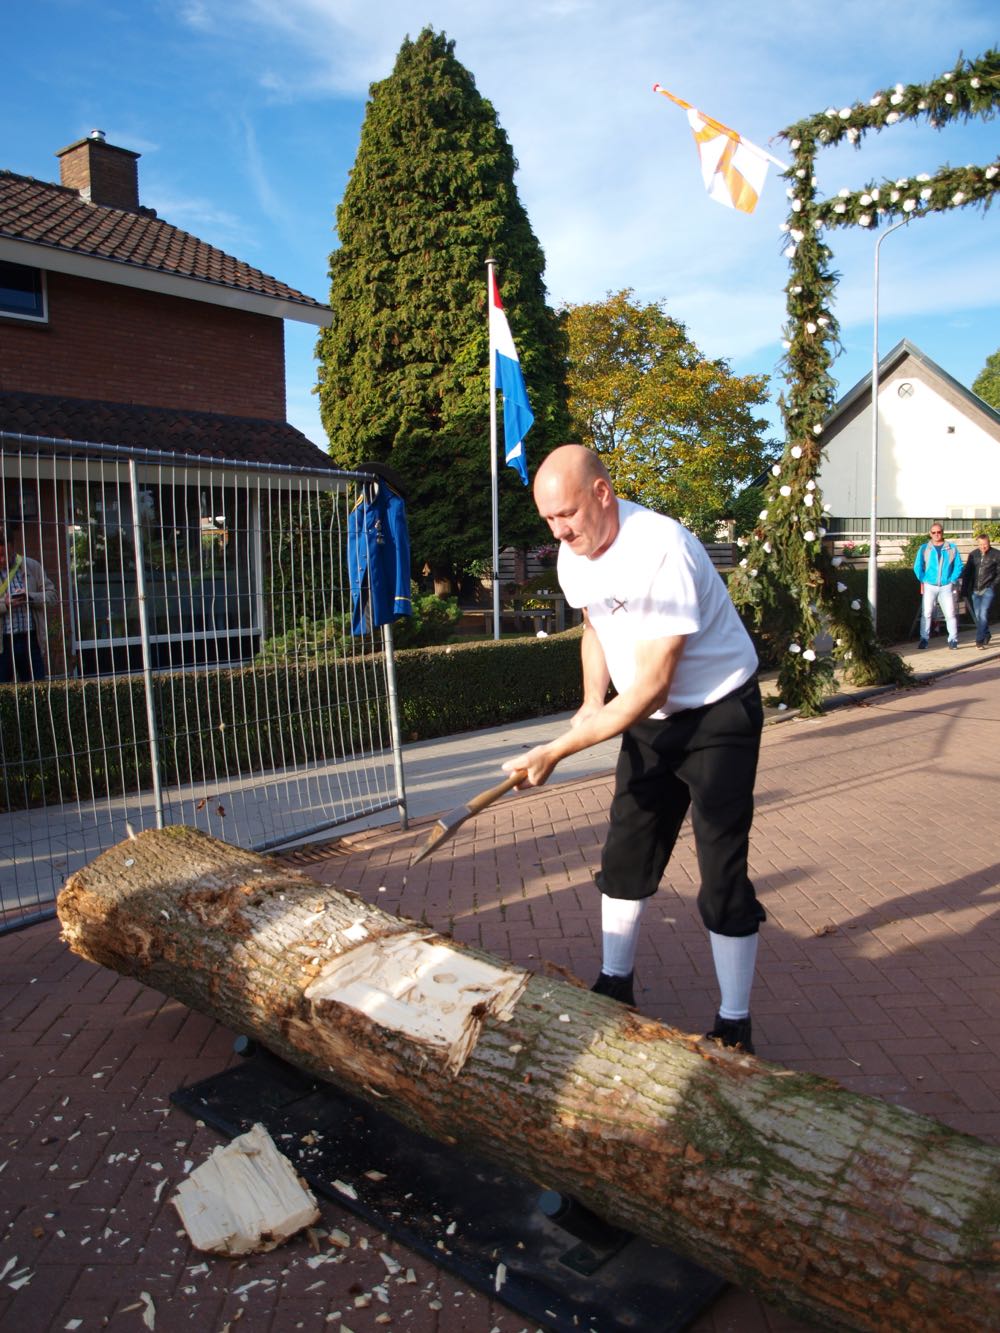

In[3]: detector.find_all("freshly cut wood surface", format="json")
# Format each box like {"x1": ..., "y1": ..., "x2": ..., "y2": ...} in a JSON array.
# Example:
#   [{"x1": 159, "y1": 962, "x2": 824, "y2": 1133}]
[
  {"x1": 173, "y1": 1123, "x2": 320, "y2": 1255},
  {"x1": 58, "y1": 827, "x2": 1000, "y2": 1332}
]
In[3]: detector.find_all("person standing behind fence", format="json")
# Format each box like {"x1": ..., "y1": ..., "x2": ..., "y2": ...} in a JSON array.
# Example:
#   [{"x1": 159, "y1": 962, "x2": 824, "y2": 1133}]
[
  {"x1": 0, "y1": 528, "x2": 55, "y2": 682},
  {"x1": 914, "y1": 523, "x2": 963, "y2": 651},
  {"x1": 960, "y1": 533, "x2": 1000, "y2": 650}
]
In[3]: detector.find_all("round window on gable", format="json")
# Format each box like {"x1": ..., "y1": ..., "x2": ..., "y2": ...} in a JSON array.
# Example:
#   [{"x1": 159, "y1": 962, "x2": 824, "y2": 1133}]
[{"x1": 897, "y1": 381, "x2": 914, "y2": 398}]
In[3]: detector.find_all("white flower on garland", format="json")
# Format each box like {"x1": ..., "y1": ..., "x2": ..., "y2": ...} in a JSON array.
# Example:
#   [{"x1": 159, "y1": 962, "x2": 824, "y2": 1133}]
[
  {"x1": 803, "y1": 649, "x2": 816, "y2": 661},
  {"x1": 804, "y1": 494, "x2": 814, "y2": 506},
  {"x1": 952, "y1": 191, "x2": 965, "y2": 205},
  {"x1": 763, "y1": 541, "x2": 772, "y2": 554},
  {"x1": 813, "y1": 424, "x2": 823, "y2": 435},
  {"x1": 790, "y1": 138, "x2": 800, "y2": 149},
  {"x1": 887, "y1": 112, "x2": 900, "y2": 124},
  {"x1": 837, "y1": 582, "x2": 847, "y2": 592},
  {"x1": 971, "y1": 77, "x2": 981, "y2": 89},
  {"x1": 819, "y1": 527, "x2": 827, "y2": 538},
  {"x1": 903, "y1": 199, "x2": 917, "y2": 212},
  {"x1": 917, "y1": 173, "x2": 931, "y2": 182},
  {"x1": 740, "y1": 558, "x2": 748, "y2": 567},
  {"x1": 806, "y1": 479, "x2": 816, "y2": 489},
  {"x1": 803, "y1": 530, "x2": 816, "y2": 541},
  {"x1": 791, "y1": 446, "x2": 803, "y2": 458},
  {"x1": 847, "y1": 127, "x2": 860, "y2": 144},
  {"x1": 771, "y1": 464, "x2": 781, "y2": 475},
  {"x1": 750, "y1": 568, "x2": 758, "y2": 577},
  {"x1": 851, "y1": 599, "x2": 861, "y2": 611},
  {"x1": 839, "y1": 108, "x2": 852, "y2": 119},
  {"x1": 780, "y1": 485, "x2": 792, "y2": 497},
  {"x1": 986, "y1": 167, "x2": 998, "y2": 180},
  {"x1": 944, "y1": 92, "x2": 955, "y2": 104},
  {"x1": 806, "y1": 321, "x2": 817, "y2": 333},
  {"x1": 789, "y1": 643, "x2": 801, "y2": 654},
  {"x1": 920, "y1": 188, "x2": 933, "y2": 200},
  {"x1": 759, "y1": 509, "x2": 768, "y2": 520},
  {"x1": 784, "y1": 245, "x2": 798, "y2": 259},
  {"x1": 859, "y1": 214, "x2": 873, "y2": 227},
  {"x1": 890, "y1": 92, "x2": 904, "y2": 106},
  {"x1": 860, "y1": 193, "x2": 872, "y2": 206}
]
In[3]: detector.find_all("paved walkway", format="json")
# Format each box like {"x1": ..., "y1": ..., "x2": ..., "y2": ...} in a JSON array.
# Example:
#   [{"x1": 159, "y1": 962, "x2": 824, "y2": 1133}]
[{"x1": 2, "y1": 638, "x2": 999, "y2": 1331}]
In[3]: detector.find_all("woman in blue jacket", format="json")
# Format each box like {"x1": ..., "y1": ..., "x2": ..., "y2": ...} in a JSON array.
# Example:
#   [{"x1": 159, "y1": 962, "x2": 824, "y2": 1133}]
[{"x1": 913, "y1": 523, "x2": 963, "y2": 649}]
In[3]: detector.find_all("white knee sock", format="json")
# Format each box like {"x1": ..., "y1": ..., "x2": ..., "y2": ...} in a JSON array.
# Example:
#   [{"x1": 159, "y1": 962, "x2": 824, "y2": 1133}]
[
  {"x1": 601, "y1": 896, "x2": 646, "y2": 976},
  {"x1": 709, "y1": 931, "x2": 758, "y2": 1019}
]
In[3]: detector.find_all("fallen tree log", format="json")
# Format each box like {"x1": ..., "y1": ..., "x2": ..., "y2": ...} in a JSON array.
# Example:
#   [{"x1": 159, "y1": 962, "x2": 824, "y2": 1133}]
[{"x1": 58, "y1": 827, "x2": 1000, "y2": 1332}]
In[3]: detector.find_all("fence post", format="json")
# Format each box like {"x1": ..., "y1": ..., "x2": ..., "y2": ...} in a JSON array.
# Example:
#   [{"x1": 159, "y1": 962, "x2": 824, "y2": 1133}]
[
  {"x1": 128, "y1": 461, "x2": 165, "y2": 830},
  {"x1": 381, "y1": 621, "x2": 408, "y2": 830}
]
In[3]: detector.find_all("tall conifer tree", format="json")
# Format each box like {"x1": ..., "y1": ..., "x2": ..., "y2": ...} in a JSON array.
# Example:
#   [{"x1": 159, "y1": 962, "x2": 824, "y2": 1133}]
[{"x1": 316, "y1": 28, "x2": 568, "y2": 581}]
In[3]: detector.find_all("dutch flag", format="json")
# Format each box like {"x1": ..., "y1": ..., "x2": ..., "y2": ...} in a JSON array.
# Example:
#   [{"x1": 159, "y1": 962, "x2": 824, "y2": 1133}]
[{"x1": 489, "y1": 269, "x2": 534, "y2": 486}]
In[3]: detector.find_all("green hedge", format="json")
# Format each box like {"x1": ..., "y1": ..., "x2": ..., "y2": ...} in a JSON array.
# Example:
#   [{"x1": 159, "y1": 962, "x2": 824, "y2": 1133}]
[
  {"x1": 3, "y1": 571, "x2": 987, "y2": 812},
  {"x1": 0, "y1": 633, "x2": 583, "y2": 811},
  {"x1": 393, "y1": 631, "x2": 584, "y2": 740}
]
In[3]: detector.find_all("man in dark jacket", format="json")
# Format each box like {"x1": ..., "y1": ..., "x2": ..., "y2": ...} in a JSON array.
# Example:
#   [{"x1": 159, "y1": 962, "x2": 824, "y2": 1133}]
[{"x1": 961, "y1": 534, "x2": 1000, "y2": 649}]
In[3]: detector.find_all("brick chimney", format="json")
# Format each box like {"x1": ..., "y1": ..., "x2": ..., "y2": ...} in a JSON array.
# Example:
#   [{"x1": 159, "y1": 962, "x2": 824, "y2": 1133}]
[{"x1": 56, "y1": 130, "x2": 141, "y2": 211}]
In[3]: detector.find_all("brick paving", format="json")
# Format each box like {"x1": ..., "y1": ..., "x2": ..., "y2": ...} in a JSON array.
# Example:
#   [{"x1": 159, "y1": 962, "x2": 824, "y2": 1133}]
[{"x1": 2, "y1": 654, "x2": 1000, "y2": 1332}]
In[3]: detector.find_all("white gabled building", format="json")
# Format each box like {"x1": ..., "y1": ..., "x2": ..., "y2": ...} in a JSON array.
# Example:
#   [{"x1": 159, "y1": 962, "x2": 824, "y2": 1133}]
[{"x1": 817, "y1": 340, "x2": 1000, "y2": 530}]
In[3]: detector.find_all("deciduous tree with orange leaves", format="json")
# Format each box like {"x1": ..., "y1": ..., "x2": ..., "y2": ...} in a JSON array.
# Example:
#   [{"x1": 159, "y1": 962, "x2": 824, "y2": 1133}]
[{"x1": 564, "y1": 289, "x2": 778, "y2": 537}]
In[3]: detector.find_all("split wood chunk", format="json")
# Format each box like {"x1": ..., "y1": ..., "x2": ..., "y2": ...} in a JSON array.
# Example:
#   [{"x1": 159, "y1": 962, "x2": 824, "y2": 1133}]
[
  {"x1": 173, "y1": 1123, "x2": 320, "y2": 1255},
  {"x1": 58, "y1": 827, "x2": 1000, "y2": 1333}
]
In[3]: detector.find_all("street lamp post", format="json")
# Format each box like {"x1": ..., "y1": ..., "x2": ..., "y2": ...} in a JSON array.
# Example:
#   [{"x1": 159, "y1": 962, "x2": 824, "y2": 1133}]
[{"x1": 868, "y1": 216, "x2": 909, "y2": 629}]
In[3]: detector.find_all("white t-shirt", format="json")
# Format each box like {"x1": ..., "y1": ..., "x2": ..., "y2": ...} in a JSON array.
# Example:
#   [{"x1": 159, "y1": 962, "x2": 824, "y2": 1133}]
[{"x1": 557, "y1": 499, "x2": 758, "y2": 717}]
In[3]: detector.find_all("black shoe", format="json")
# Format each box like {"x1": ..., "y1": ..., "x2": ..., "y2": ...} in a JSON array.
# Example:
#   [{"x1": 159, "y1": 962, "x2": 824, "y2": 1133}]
[
  {"x1": 591, "y1": 970, "x2": 635, "y2": 1006},
  {"x1": 705, "y1": 1013, "x2": 754, "y2": 1054},
  {"x1": 917, "y1": 638, "x2": 928, "y2": 649}
]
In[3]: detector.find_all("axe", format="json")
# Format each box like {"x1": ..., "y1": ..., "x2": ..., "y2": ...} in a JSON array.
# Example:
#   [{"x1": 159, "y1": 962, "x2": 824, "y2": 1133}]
[{"x1": 410, "y1": 769, "x2": 528, "y2": 865}]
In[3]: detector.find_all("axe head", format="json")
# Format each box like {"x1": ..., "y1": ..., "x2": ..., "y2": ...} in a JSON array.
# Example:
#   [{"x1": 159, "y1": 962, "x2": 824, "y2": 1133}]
[{"x1": 410, "y1": 769, "x2": 527, "y2": 865}]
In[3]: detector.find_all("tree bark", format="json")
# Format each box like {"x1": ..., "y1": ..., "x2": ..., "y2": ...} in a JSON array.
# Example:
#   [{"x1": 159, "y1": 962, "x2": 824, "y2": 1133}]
[{"x1": 58, "y1": 827, "x2": 1000, "y2": 1333}]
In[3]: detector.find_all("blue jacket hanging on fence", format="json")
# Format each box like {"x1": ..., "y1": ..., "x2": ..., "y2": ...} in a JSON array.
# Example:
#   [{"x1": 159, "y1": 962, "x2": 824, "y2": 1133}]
[{"x1": 348, "y1": 472, "x2": 412, "y2": 635}]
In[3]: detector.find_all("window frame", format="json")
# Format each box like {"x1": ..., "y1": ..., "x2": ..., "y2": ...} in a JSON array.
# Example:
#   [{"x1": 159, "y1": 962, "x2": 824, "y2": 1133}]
[{"x1": 0, "y1": 261, "x2": 48, "y2": 323}]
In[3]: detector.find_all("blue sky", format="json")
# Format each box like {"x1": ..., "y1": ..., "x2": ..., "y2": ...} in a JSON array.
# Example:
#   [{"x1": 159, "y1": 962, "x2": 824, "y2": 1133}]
[{"x1": 5, "y1": 1, "x2": 998, "y2": 450}]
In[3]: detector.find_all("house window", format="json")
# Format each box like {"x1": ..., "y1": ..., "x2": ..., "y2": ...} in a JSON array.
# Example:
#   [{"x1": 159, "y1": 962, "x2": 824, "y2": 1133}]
[
  {"x1": 0, "y1": 261, "x2": 47, "y2": 322},
  {"x1": 68, "y1": 478, "x2": 260, "y2": 673}
]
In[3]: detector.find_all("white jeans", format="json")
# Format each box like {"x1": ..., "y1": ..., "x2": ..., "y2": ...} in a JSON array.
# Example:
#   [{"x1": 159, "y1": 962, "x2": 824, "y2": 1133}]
[{"x1": 920, "y1": 583, "x2": 957, "y2": 640}]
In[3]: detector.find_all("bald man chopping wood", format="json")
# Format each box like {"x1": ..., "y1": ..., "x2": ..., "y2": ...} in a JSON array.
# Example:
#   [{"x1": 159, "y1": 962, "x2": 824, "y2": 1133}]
[{"x1": 503, "y1": 445, "x2": 764, "y2": 1051}]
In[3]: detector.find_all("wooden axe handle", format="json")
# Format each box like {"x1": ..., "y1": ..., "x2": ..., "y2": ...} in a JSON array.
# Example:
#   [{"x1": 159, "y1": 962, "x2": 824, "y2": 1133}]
[{"x1": 466, "y1": 770, "x2": 527, "y2": 815}]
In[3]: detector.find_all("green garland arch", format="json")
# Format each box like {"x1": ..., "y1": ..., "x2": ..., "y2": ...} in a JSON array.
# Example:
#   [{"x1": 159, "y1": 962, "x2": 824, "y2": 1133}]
[{"x1": 728, "y1": 48, "x2": 999, "y2": 715}]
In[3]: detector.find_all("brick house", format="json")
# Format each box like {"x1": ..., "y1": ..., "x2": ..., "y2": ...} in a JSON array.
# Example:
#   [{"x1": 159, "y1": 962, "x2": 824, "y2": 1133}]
[{"x1": 0, "y1": 130, "x2": 335, "y2": 674}]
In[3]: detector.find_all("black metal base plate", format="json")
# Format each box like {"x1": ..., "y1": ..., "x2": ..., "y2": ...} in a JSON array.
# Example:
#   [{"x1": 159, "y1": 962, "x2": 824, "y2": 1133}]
[{"x1": 171, "y1": 1052, "x2": 724, "y2": 1333}]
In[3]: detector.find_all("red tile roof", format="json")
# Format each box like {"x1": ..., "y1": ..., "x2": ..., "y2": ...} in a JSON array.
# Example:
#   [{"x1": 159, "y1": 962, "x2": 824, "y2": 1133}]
[
  {"x1": 0, "y1": 171, "x2": 327, "y2": 313},
  {"x1": 0, "y1": 391, "x2": 340, "y2": 471}
]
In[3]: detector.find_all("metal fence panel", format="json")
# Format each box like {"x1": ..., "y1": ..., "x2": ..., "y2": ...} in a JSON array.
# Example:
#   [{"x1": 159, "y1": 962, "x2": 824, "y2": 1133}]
[{"x1": 1, "y1": 435, "x2": 406, "y2": 931}]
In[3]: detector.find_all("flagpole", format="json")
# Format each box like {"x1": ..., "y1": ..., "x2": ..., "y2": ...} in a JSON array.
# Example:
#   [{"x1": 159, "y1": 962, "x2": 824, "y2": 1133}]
[{"x1": 486, "y1": 257, "x2": 501, "y2": 641}]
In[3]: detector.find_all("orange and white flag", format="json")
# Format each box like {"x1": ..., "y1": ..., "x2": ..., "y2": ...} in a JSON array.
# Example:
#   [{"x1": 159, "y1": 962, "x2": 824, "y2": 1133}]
[{"x1": 654, "y1": 85, "x2": 784, "y2": 215}]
